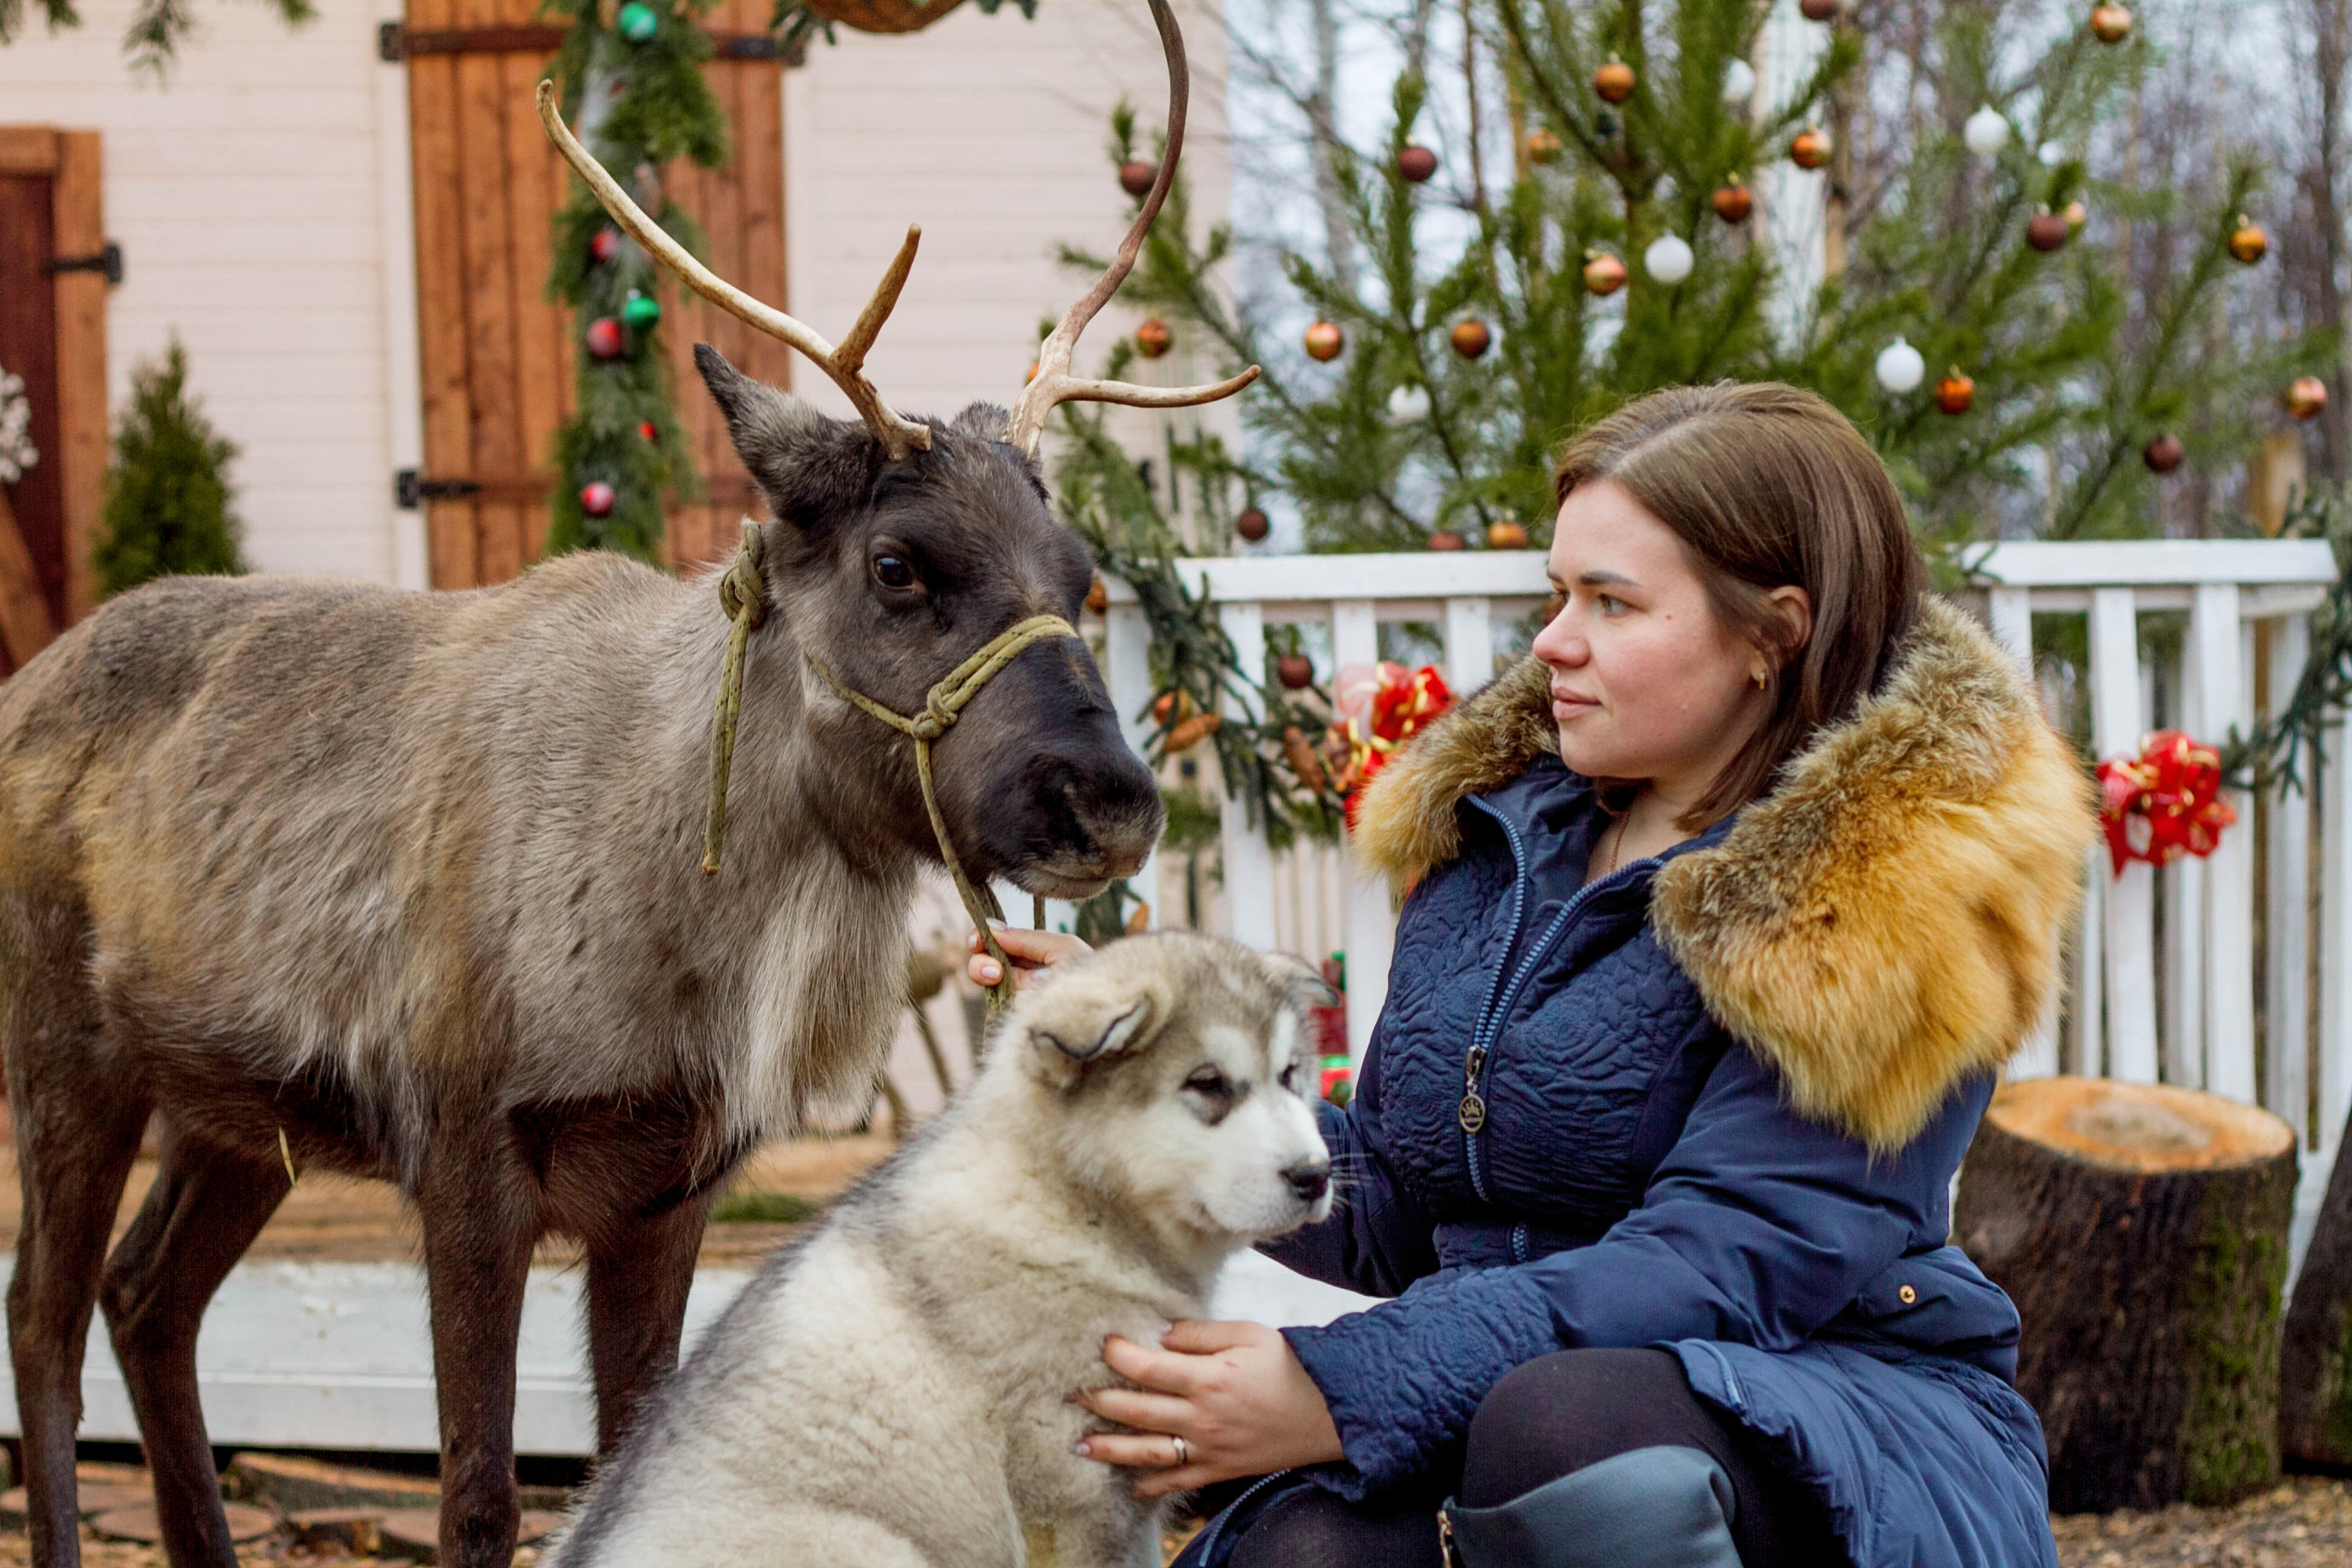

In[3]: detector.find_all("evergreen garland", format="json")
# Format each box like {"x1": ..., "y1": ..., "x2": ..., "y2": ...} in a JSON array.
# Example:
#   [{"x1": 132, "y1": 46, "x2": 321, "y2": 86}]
[
  {"x1": 543, "y1": 0, "x2": 729, "y2": 563},
  {"x1": 0, "y1": 0, "x2": 313, "y2": 78},
  {"x1": 94, "y1": 337, "x2": 247, "y2": 598}
]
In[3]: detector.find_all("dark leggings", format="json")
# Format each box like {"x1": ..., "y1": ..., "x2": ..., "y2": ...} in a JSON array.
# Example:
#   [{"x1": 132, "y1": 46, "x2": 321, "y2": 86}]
[{"x1": 1223, "y1": 1349, "x2": 1843, "y2": 1568}]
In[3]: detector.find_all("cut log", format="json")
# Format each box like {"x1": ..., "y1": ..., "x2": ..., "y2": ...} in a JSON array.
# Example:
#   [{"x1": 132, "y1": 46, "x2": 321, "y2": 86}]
[
  {"x1": 225, "y1": 1450, "x2": 441, "y2": 1513},
  {"x1": 1953, "y1": 1076, "x2": 2296, "y2": 1512},
  {"x1": 88, "y1": 1501, "x2": 278, "y2": 1544},
  {"x1": 2282, "y1": 1103, "x2": 2352, "y2": 1464}
]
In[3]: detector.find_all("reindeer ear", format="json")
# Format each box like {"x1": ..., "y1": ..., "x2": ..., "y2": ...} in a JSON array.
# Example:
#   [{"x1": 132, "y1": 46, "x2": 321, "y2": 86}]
[
  {"x1": 1024, "y1": 972, "x2": 1168, "y2": 1088},
  {"x1": 694, "y1": 343, "x2": 879, "y2": 532}
]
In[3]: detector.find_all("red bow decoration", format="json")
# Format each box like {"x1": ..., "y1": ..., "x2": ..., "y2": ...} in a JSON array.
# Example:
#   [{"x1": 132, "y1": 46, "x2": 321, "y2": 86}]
[
  {"x1": 1324, "y1": 661, "x2": 1454, "y2": 829},
  {"x1": 2096, "y1": 730, "x2": 2236, "y2": 875}
]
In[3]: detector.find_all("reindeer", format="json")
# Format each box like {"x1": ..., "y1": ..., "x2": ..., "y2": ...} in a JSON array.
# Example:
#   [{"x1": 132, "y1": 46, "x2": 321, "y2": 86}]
[{"x1": 0, "y1": 5, "x2": 1250, "y2": 1564}]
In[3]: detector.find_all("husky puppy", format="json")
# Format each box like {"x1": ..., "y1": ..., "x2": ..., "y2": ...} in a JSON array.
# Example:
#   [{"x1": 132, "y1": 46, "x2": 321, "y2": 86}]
[{"x1": 546, "y1": 931, "x2": 1336, "y2": 1568}]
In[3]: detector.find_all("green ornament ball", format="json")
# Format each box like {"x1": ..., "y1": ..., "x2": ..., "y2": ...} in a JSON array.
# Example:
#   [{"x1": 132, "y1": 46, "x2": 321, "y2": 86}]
[
  {"x1": 616, "y1": 2, "x2": 659, "y2": 42},
  {"x1": 621, "y1": 292, "x2": 662, "y2": 330}
]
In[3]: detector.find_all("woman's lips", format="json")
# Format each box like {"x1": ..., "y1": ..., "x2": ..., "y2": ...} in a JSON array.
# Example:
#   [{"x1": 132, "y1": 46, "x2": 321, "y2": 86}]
[{"x1": 1551, "y1": 691, "x2": 1599, "y2": 720}]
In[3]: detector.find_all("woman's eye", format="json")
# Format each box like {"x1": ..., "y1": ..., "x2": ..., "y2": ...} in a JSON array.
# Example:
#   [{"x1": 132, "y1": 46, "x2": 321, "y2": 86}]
[
  {"x1": 1596, "y1": 593, "x2": 1626, "y2": 615},
  {"x1": 871, "y1": 554, "x2": 917, "y2": 590},
  {"x1": 1184, "y1": 1068, "x2": 1232, "y2": 1099}
]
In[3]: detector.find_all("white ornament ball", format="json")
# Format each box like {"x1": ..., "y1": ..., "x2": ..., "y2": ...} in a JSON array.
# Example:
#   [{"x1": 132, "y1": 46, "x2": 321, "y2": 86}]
[
  {"x1": 1644, "y1": 234, "x2": 1695, "y2": 284},
  {"x1": 2038, "y1": 141, "x2": 2065, "y2": 167},
  {"x1": 1875, "y1": 337, "x2": 1926, "y2": 394},
  {"x1": 1964, "y1": 105, "x2": 2011, "y2": 158},
  {"x1": 1387, "y1": 384, "x2": 1432, "y2": 423},
  {"x1": 1721, "y1": 59, "x2": 1756, "y2": 105}
]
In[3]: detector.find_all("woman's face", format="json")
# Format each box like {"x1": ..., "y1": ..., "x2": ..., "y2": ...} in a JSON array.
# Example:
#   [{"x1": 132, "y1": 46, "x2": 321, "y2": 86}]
[{"x1": 1529, "y1": 479, "x2": 1802, "y2": 800}]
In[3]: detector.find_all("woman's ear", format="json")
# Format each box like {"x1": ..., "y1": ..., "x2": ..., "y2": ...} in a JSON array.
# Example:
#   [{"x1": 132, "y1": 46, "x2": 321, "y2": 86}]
[{"x1": 1765, "y1": 584, "x2": 1814, "y2": 665}]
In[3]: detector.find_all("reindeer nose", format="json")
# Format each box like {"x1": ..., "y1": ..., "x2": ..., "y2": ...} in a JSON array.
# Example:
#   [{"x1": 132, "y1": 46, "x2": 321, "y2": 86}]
[{"x1": 1283, "y1": 1160, "x2": 1331, "y2": 1205}]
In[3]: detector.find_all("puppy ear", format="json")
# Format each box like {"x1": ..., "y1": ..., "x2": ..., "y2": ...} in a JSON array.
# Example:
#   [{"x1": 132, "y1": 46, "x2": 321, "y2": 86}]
[
  {"x1": 1259, "y1": 950, "x2": 1339, "y2": 1012},
  {"x1": 1024, "y1": 974, "x2": 1166, "y2": 1088}
]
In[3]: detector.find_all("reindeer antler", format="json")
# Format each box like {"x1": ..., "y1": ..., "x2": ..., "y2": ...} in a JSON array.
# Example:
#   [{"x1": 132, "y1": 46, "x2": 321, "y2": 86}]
[
  {"x1": 1002, "y1": 0, "x2": 1262, "y2": 459},
  {"x1": 536, "y1": 80, "x2": 933, "y2": 463}
]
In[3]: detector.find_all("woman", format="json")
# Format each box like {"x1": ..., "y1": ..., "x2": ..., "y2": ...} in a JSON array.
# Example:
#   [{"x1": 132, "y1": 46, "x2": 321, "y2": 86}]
[{"x1": 972, "y1": 383, "x2": 2094, "y2": 1568}]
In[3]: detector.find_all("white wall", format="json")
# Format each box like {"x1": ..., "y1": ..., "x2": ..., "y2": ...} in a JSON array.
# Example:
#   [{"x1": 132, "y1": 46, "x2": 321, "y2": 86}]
[{"x1": 0, "y1": 0, "x2": 1231, "y2": 586}]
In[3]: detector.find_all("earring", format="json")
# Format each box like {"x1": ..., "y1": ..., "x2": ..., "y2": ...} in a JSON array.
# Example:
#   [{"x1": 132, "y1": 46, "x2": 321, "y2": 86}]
[{"x1": 1751, "y1": 668, "x2": 1769, "y2": 689}]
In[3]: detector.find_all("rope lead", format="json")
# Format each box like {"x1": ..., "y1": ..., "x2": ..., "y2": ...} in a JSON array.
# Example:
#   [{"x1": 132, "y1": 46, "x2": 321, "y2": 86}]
[{"x1": 700, "y1": 520, "x2": 1082, "y2": 1011}]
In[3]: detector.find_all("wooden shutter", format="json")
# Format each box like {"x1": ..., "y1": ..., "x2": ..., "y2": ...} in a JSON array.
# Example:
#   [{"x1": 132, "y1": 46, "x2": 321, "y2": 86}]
[
  {"x1": 0, "y1": 126, "x2": 106, "y2": 671},
  {"x1": 402, "y1": 0, "x2": 791, "y2": 590}
]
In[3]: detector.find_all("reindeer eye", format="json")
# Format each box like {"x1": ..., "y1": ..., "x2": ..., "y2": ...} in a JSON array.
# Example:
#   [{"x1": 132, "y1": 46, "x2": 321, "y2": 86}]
[
  {"x1": 871, "y1": 553, "x2": 918, "y2": 591},
  {"x1": 1184, "y1": 1067, "x2": 1232, "y2": 1100}
]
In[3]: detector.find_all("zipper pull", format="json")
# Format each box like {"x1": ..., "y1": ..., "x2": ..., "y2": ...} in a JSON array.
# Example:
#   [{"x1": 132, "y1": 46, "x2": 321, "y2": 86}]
[{"x1": 1459, "y1": 1044, "x2": 1488, "y2": 1134}]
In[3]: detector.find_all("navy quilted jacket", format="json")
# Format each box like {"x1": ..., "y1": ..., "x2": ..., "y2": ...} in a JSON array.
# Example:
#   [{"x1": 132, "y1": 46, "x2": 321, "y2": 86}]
[{"x1": 1244, "y1": 601, "x2": 2094, "y2": 1568}]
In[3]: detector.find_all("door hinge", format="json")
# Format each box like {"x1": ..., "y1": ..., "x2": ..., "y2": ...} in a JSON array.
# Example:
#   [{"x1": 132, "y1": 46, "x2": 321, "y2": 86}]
[
  {"x1": 379, "y1": 19, "x2": 786, "y2": 63},
  {"x1": 43, "y1": 243, "x2": 122, "y2": 285},
  {"x1": 394, "y1": 470, "x2": 483, "y2": 510}
]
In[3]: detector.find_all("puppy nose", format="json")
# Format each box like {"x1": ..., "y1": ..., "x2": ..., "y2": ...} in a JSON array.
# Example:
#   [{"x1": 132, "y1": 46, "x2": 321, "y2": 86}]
[{"x1": 1283, "y1": 1160, "x2": 1331, "y2": 1204}]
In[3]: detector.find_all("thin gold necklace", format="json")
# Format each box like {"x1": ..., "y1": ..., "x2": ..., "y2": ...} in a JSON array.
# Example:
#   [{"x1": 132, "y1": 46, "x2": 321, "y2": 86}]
[{"x1": 1601, "y1": 806, "x2": 1632, "y2": 878}]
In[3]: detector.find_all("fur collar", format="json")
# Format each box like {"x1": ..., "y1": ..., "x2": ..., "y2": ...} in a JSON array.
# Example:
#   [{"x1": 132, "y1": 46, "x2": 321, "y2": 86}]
[{"x1": 1353, "y1": 597, "x2": 2097, "y2": 1152}]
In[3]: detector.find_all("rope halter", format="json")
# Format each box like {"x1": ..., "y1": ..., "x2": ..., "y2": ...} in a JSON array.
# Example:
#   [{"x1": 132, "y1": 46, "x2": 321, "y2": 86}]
[{"x1": 701, "y1": 521, "x2": 1084, "y2": 1008}]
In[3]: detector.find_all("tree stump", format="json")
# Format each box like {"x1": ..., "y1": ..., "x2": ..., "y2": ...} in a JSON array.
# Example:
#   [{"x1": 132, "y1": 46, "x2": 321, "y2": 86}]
[
  {"x1": 2282, "y1": 1103, "x2": 2352, "y2": 1465},
  {"x1": 1953, "y1": 1076, "x2": 2296, "y2": 1512}
]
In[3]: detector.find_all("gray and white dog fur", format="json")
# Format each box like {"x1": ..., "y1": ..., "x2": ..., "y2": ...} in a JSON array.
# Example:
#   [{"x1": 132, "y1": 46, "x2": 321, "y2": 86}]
[{"x1": 546, "y1": 930, "x2": 1336, "y2": 1568}]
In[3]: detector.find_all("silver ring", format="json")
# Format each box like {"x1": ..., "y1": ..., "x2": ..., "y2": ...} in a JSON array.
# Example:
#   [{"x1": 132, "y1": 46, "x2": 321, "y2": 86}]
[{"x1": 1171, "y1": 1436, "x2": 1189, "y2": 1468}]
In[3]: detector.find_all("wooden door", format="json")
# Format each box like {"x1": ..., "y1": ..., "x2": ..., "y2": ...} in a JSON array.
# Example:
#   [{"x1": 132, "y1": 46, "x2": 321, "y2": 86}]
[
  {"x1": 0, "y1": 127, "x2": 107, "y2": 670},
  {"x1": 400, "y1": 0, "x2": 791, "y2": 590}
]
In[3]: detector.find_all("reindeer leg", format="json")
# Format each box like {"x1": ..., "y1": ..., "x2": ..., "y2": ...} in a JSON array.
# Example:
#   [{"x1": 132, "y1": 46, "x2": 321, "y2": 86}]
[
  {"x1": 99, "y1": 1125, "x2": 286, "y2": 1568},
  {"x1": 5, "y1": 977, "x2": 147, "y2": 1568},
  {"x1": 416, "y1": 1124, "x2": 538, "y2": 1568},
  {"x1": 583, "y1": 1191, "x2": 713, "y2": 1456}
]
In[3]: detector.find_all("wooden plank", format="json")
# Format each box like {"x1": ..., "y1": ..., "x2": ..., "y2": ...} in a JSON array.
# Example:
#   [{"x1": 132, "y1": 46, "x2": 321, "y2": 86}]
[
  {"x1": 500, "y1": 47, "x2": 564, "y2": 566},
  {"x1": 2071, "y1": 844, "x2": 2104, "y2": 1075},
  {"x1": 2195, "y1": 582, "x2": 2259, "y2": 1102},
  {"x1": 0, "y1": 489, "x2": 59, "y2": 667},
  {"x1": 0, "y1": 172, "x2": 64, "y2": 627},
  {"x1": 1442, "y1": 597, "x2": 1492, "y2": 694},
  {"x1": 2321, "y1": 721, "x2": 2352, "y2": 1161},
  {"x1": 2091, "y1": 587, "x2": 2159, "y2": 1083},
  {"x1": 2265, "y1": 615, "x2": 2313, "y2": 1140},
  {"x1": 0, "y1": 127, "x2": 57, "y2": 177},
  {"x1": 1976, "y1": 538, "x2": 2340, "y2": 589},
  {"x1": 1103, "y1": 601, "x2": 1159, "y2": 930},
  {"x1": 49, "y1": 132, "x2": 104, "y2": 623},
  {"x1": 405, "y1": 0, "x2": 480, "y2": 590},
  {"x1": 456, "y1": 0, "x2": 527, "y2": 586}
]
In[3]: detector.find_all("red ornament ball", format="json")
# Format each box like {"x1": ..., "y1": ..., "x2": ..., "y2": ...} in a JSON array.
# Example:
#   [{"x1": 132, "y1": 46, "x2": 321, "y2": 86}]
[
  {"x1": 2143, "y1": 433, "x2": 2184, "y2": 473},
  {"x1": 1304, "y1": 320, "x2": 1345, "y2": 362},
  {"x1": 1789, "y1": 128, "x2": 1831, "y2": 170},
  {"x1": 585, "y1": 317, "x2": 626, "y2": 360},
  {"x1": 1581, "y1": 252, "x2": 1628, "y2": 296},
  {"x1": 2026, "y1": 212, "x2": 2071, "y2": 252},
  {"x1": 1276, "y1": 653, "x2": 1315, "y2": 690},
  {"x1": 1235, "y1": 506, "x2": 1270, "y2": 543},
  {"x1": 1119, "y1": 160, "x2": 1158, "y2": 198},
  {"x1": 580, "y1": 481, "x2": 616, "y2": 517},
  {"x1": 590, "y1": 227, "x2": 621, "y2": 263},
  {"x1": 2090, "y1": 4, "x2": 2134, "y2": 43},
  {"x1": 1449, "y1": 318, "x2": 1492, "y2": 359},
  {"x1": 1397, "y1": 145, "x2": 1439, "y2": 183},
  {"x1": 1713, "y1": 182, "x2": 1754, "y2": 224},
  {"x1": 2287, "y1": 376, "x2": 2330, "y2": 420},
  {"x1": 1136, "y1": 318, "x2": 1173, "y2": 359},
  {"x1": 1934, "y1": 370, "x2": 1975, "y2": 416},
  {"x1": 638, "y1": 420, "x2": 658, "y2": 440},
  {"x1": 1800, "y1": 0, "x2": 1839, "y2": 19},
  {"x1": 1427, "y1": 529, "x2": 1466, "y2": 551}
]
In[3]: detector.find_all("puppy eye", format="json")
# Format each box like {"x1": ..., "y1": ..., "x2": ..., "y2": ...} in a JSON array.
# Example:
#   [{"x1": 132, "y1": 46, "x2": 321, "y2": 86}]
[
  {"x1": 871, "y1": 553, "x2": 918, "y2": 591},
  {"x1": 1278, "y1": 1062, "x2": 1300, "y2": 1091},
  {"x1": 1184, "y1": 1067, "x2": 1232, "y2": 1100}
]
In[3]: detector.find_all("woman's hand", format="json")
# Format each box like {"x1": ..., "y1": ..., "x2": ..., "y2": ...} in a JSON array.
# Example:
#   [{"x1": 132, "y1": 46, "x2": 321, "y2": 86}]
[
  {"x1": 965, "y1": 923, "x2": 1090, "y2": 991},
  {"x1": 1073, "y1": 1320, "x2": 1345, "y2": 1497}
]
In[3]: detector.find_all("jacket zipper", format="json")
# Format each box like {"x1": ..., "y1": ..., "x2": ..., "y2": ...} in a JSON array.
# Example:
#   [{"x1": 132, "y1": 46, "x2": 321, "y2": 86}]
[{"x1": 1457, "y1": 795, "x2": 1659, "y2": 1209}]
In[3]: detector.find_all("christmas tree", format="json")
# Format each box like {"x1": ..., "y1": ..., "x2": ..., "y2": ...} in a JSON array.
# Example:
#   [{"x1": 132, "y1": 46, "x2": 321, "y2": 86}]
[
  {"x1": 543, "y1": 0, "x2": 730, "y2": 563},
  {"x1": 94, "y1": 338, "x2": 247, "y2": 599},
  {"x1": 1057, "y1": 0, "x2": 2328, "y2": 564}
]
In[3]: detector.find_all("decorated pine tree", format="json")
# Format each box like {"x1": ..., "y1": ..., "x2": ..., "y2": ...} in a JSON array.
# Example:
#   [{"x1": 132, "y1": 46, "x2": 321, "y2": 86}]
[
  {"x1": 94, "y1": 338, "x2": 247, "y2": 598},
  {"x1": 543, "y1": 0, "x2": 730, "y2": 561}
]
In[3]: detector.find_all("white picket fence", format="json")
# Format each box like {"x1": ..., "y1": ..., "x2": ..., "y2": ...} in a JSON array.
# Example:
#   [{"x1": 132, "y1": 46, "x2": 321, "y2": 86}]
[{"x1": 1096, "y1": 539, "x2": 2352, "y2": 1221}]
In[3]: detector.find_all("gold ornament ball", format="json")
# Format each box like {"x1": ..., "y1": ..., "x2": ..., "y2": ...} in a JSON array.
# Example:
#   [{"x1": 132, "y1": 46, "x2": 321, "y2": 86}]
[
  {"x1": 1085, "y1": 574, "x2": 1109, "y2": 615},
  {"x1": 1525, "y1": 128, "x2": 1564, "y2": 165},
  {"x1": 1593, "y1": 60, "x2": 1635, "y2": 103},
  {"x1": 1486, "y1": 518, "x2": 1529, "y2": 550},
  {"x1": 2229, "y1": 218, "x2": 2269, "y2": 265},
  {"x1": 1935, "y1": 369, "x2": 1976, "y2": 416},
  {"x1": 1582, "y1": 252, "x2": 1628, "y2": 296},
  {"x1": 1713, "y1": 181, "x2": 1754, "y2": 224},
  {"x1": 2287, "y1": 376, "x2": 2330, "y2": 420},
  {"x1": 2090, "y1": 3, "x2": 2134, "y2": 43},
  {"x1": 1450, "y1": 318, "x2": 1493, "y2": 359},
  {"x1": 2064, "y1": 200, "x2": 2088, "y2": 231},
  {"x1": 1304, "y1": 320, "x2": 1345, "y2": 362},
  {"x1": 1790, "y1": 128, "x2": 1831, "y2": 170}
]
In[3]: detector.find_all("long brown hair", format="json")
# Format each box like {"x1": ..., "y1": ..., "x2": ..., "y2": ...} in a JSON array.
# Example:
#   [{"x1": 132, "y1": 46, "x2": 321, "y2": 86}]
[{"x1": 1552, "y1": 382, "x2": 1928, "y2": 830}]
